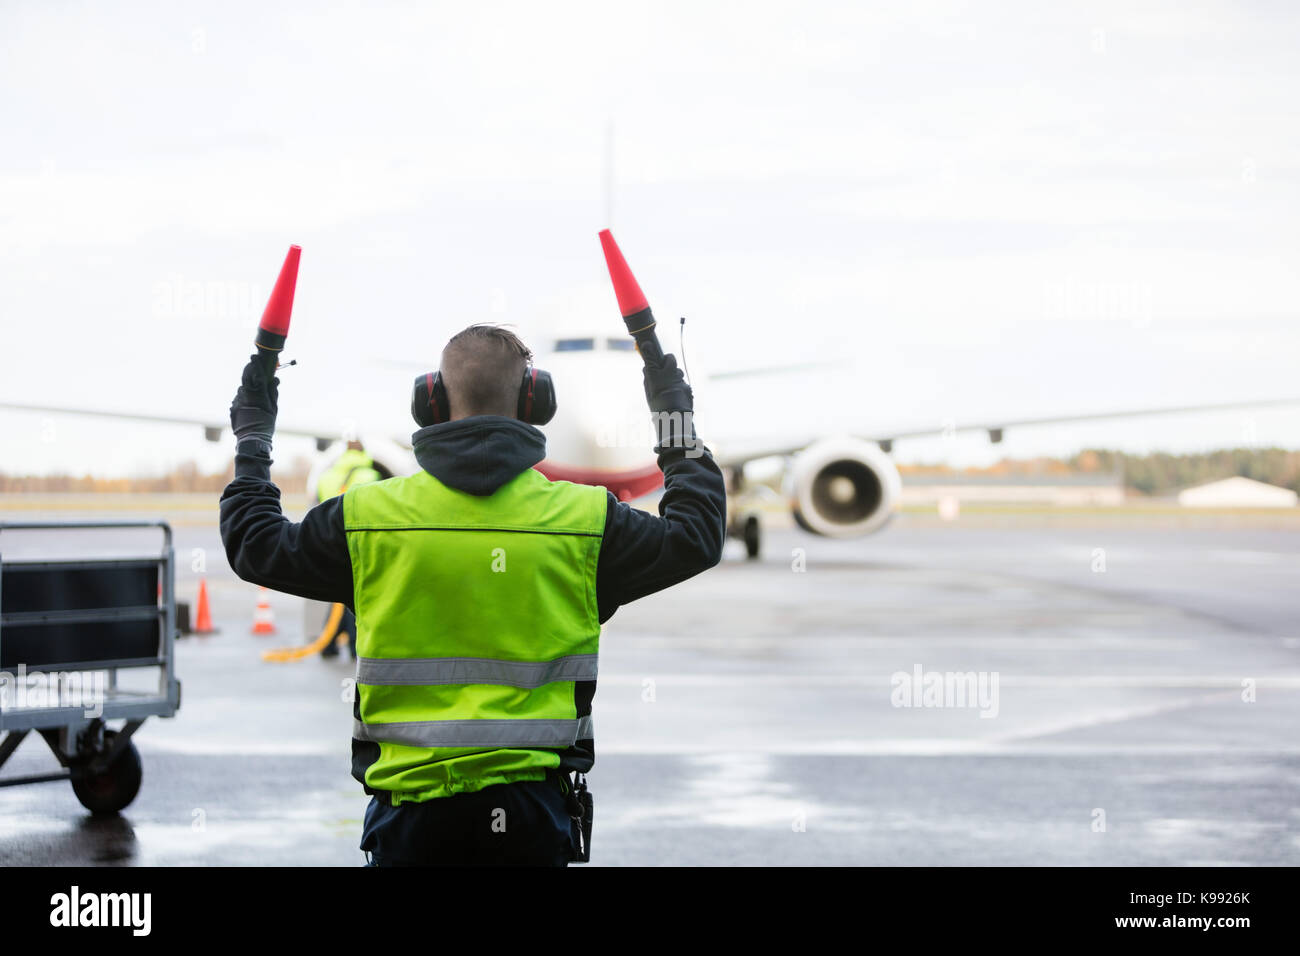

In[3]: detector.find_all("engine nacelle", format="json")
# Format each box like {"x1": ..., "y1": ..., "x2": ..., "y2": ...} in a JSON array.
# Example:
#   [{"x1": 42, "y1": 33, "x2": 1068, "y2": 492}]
[{"x1": 788, "y1": 437, "x2": 901, "y2": 538}]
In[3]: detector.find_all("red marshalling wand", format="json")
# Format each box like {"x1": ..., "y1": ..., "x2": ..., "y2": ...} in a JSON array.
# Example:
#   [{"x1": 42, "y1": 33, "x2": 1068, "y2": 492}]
[
  {"x1": 254, "y1": 244, "x2": 301, "y2": 374},
  {"x1": 598, "y1": 229, "x2": 666, "y2": 368}
]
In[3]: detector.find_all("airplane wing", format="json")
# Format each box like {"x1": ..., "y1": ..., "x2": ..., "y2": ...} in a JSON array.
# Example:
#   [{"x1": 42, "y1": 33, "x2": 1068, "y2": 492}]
[
  {"x1": 704, "y1": 361, "x2": 842, "y2": 382},
  {"x1": 8, "y1": 394, "x2": 1298, "y2": 469},
  {"x1": 711, "y1": 396, "x2": 1300, "y2": 468},
  {"x1": 0, "y1": 401, "x2": 395, "y2": 451}
]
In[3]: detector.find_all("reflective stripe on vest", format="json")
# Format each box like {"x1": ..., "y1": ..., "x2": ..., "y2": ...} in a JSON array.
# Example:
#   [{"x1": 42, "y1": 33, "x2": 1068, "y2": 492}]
[
  {"x1": 353, "y1": 714, "x2": 595, "y2": 749},
  {"x1": 357, "y1": 653, "x2": 599, "y2": 688}
]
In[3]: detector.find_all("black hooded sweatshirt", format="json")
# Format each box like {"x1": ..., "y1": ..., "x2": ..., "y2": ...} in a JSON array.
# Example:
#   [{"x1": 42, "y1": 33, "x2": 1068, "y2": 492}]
[{"x1": 219, "y1": 415, "x2": 727, "y2": 626}]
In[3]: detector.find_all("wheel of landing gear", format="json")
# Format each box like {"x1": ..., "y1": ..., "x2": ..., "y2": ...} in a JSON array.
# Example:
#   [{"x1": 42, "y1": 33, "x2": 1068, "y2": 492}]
[
  {"x1": 743, "y1": 515, "x2": 761, "y2": 560},
  {"x1": 71, "y1": 731, "x2": 143, "y2": 815}
]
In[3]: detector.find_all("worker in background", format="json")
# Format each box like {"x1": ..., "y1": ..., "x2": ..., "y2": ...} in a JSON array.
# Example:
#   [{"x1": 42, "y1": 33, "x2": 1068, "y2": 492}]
[
  {"x1": 314, "y1": 440, "x2": 381, "y2": 659},
  {"x1": 317, "y1": 439, "x2": 382, "y2": 501},
  {"x1": 219, "y1": 323, "x2": 725, "y2": 865}
]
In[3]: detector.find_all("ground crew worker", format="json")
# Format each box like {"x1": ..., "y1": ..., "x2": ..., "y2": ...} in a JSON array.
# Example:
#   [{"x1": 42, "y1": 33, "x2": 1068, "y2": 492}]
[
  {"x1": 317, "y1": 439, "x2": 382, "y2": 501},
  {"x1": 220, "y1": 323, "x2": 725, "y2": 865},
  {"x1": 315, "y1": 440, "x2": 381, "y2": 659}
]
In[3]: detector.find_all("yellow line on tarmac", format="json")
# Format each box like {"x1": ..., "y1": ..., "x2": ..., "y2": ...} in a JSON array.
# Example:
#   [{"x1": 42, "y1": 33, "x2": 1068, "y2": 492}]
[{"x1": 262, "y1": 603, "x2": 346, "y2": 662}]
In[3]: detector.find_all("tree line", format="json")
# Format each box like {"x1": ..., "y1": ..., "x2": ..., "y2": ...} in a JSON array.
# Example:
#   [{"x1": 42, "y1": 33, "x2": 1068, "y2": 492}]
[
  {"x1": 0, "y1": 458, "x2": 312, "y2": 494},
  {"x1": 902, "y1": 447, "x2": 1300, "y2": 496},
  {"x1": 1067, "y1": 447, "x2": 1300, "y2": 496}
]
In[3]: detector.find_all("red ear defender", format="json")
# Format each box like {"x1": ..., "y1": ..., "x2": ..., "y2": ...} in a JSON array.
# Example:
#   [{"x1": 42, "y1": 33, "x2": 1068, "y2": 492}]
[
  {"x1": 411, "y1": 371, "x2": 450, "y2": 427},
  {"x1": 517, "y1": 367, "x2": 557, "y2": 425},
  {"x1": 411, "y1": 367, "x2": 555, "y2": 427}
]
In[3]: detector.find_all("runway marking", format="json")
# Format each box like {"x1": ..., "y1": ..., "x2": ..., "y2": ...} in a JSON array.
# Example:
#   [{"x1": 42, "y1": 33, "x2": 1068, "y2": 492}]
[
  {"x1": 600, "y1": 752, "x2": 817, "y2": 830},
  {"x1": 119, "y1": 733, "x2": 1300, "y2": 761},
  {"x1": 592, "y1": 742, "x2": 1300, "y2": 756},
  {"x1": 594, "y1": 674, "x2": 1300, "y2": 688},
  {"x1": 132, "y1": 738, "x2": 342, "y2": 756},
  {"x1": 19, "y1": 739, "x2": 1300, "y2": 760},
  {"x1": 93, "y1": 740, "x2": 1300, "y2": 758},
  {"x1": 1206, "y1": 550, "x2": 1292, "y2": 566},
  {"x1": 611, "y1": 636, "x2": 1206, "y2": 650},
  {"x1": 986, "y1": 689, "x2": 1240, "y2": 746}
]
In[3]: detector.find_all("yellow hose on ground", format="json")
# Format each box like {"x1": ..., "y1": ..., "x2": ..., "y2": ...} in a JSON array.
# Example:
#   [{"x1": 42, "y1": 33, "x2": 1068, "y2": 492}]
[{"x1": 262, "y1": 602, "x2": 347, "y2": 662}]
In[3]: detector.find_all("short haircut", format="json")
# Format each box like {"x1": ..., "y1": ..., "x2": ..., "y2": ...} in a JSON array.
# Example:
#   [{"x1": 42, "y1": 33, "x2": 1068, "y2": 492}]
[{"x1": 440, "y1": 324, "x2": 532, "y2": 419}]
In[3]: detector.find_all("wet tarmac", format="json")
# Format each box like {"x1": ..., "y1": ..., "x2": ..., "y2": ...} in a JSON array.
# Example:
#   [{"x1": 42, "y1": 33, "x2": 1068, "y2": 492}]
[{"x1": 1, "y1": 508, "x2": 1297, "y2": 865}]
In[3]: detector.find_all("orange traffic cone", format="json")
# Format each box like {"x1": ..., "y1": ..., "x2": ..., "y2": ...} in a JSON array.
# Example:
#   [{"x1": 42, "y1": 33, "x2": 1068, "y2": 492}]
[
  {"x1": 194, "y1": 579, "x2": 216, "y2": 634},
  {"x1": 251, "y1": 587, "x2": 276, "y2": 635}
]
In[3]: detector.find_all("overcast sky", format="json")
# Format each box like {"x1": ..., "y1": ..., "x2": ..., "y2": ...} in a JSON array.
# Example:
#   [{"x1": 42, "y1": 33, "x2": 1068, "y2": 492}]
[{"x1": 2, "y1": 0, "x2": 1298, "y2": 476}]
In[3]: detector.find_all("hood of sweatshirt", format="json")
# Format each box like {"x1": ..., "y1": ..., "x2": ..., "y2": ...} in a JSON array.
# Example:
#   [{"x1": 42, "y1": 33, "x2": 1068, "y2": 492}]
[{"x1": 410, "y1": 415, "x2": 546, "y2": 496}]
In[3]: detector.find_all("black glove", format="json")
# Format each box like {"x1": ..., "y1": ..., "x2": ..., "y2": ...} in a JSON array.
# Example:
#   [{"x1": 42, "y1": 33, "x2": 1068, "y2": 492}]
[
  {"x1": 229, "y1": 354, "x2": 279, "y2": 446},
  {"x1": 643, "y1": 354, "x2": 699, "y2": 455},
  {"x1": 643, "y1": 353, "x2": 693, "y2": 413}
]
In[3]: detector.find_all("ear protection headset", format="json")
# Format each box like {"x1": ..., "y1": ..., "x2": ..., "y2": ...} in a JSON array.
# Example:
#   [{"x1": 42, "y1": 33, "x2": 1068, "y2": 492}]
[{"x1": 411, "y1": 366, "x2": 557, "y2": 427}]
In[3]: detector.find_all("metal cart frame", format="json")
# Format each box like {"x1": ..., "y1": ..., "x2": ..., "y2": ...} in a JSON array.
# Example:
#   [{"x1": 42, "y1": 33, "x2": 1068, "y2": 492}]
[{"x1": 0, "y1": 520, "x2": 182, "y2": 813}]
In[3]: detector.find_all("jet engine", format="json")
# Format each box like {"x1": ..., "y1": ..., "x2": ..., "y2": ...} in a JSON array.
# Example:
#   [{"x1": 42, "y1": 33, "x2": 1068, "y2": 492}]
[{"x1": 787, "y1": 437, "x2": 901, "y2": 538}]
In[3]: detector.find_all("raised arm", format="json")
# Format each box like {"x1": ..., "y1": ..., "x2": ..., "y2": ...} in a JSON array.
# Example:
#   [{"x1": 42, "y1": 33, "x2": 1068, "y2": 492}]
[
  {"x1": 595, "y1": 354, "x2": 727, "y2": 622},
  {"x1": 218, "y1": 354, "x2": 354, "y2": 606}
]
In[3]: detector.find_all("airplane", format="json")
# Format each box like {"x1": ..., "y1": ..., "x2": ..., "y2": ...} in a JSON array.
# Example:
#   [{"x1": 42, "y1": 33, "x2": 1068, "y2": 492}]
[{"x1": 5, "y1": 325, "x2": 1299, "y2": 560}]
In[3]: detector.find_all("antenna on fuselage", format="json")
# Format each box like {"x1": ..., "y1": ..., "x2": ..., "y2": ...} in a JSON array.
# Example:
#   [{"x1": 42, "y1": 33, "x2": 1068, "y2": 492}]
[{"x1": 604, "y1": 117, "x2": 615, "y2": 229}]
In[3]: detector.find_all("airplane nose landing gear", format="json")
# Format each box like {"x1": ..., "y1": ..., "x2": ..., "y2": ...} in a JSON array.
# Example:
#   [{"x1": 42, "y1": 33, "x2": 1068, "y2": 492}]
[
  {"x1": 741, "y1": 514, "x2": 761, "y2": 560},
  {"x1": 725, "y1": 463, "x2": 770, "y2": 560},
  {"x1": 726, "y1": 511, "x2": 762, "y2": 560}
]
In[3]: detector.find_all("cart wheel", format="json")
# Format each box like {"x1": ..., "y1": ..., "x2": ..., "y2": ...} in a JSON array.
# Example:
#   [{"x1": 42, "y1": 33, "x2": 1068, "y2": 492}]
[{"x1": 72, "y1": 731, "x2": 142, "y2": 816}]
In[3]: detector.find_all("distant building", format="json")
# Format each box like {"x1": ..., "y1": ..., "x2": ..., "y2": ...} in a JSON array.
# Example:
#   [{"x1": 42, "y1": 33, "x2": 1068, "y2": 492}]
[
  {"x1": 901, "y1": 472, "x2": 1125, "y2": 507},
  {"x1": 1177, "y1": 476, "x2": 1298, "y2": 509}
]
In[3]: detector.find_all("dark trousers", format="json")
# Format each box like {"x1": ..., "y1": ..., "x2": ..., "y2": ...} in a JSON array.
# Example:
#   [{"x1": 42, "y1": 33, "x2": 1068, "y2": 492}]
[{"x1": 360, "y1": 773, "x2": 576, "y2": 866}]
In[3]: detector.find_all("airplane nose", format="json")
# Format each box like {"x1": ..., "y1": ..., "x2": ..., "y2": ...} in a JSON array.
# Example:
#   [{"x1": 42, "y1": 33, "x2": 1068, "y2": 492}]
[
  {"x1": 585, "y1": 410, "x2": 648, "y2": 468},
  {"x1": 563, "y1": 395, "x2": 651, "y2": 472}
]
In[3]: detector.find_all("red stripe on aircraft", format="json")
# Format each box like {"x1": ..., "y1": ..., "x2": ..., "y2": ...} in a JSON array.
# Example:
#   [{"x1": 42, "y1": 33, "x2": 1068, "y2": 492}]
[{"x1": 534, "y1": 460, "x2": 664, "y2": 502}]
